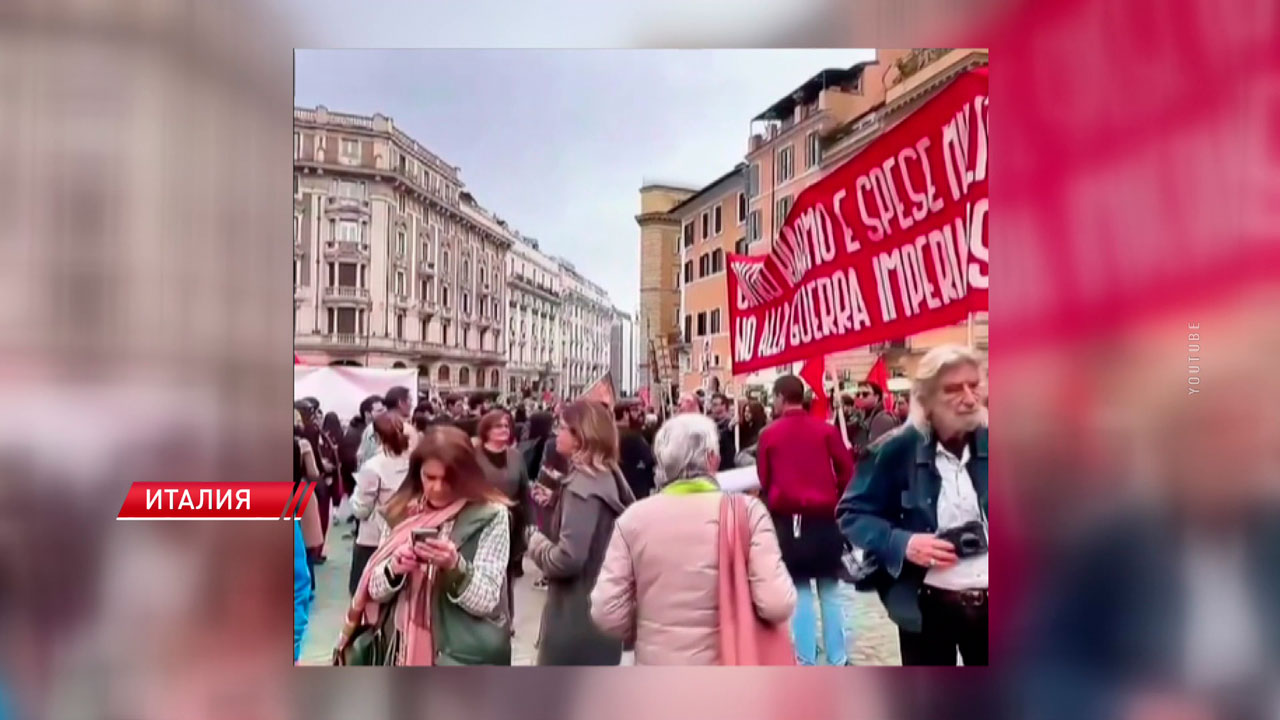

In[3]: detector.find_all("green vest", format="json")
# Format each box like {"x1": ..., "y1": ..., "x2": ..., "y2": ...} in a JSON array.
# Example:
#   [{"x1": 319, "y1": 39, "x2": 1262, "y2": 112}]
[{"x1": 431, "y1": 503, "x2": 512, "y2": 666}]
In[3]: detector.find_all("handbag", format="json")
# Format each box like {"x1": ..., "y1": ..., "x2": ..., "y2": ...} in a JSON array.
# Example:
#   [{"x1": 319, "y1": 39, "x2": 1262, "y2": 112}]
[
  {"x1": 332, "y1": 598, "x2": 400, "y2": 666},
  {"x1": 718, "y1": 494, "x2": 796, "y2": 665}
]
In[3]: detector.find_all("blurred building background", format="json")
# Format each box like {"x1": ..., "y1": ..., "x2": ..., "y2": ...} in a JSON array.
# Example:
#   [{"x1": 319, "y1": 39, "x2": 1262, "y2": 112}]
[
  {"x1": 555, "y1": 258, "x2": 614, "y2": 397},
  {"x1": 609, "y1": 309, "x2": 638, "y2": 396},
  {"x1": 505, "y1": 234, "x2": 563, "y2": 396}
]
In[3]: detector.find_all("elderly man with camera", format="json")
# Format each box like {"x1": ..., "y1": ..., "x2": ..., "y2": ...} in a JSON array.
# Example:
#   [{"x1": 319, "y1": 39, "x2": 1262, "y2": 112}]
[{"x1": 838, "y1": 345, "x2": 989, "y2": 666}]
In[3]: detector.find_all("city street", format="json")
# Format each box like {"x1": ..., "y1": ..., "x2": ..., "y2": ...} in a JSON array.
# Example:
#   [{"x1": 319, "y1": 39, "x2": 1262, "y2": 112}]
[{"x1": 301, "y1": 516, "x2": 903, "y2": 666}]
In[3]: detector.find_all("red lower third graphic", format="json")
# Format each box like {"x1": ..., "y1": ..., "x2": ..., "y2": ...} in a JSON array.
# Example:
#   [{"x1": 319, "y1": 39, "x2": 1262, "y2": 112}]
[{"x1": 116, "y1": 482, "x2": 311, "y2": 520}]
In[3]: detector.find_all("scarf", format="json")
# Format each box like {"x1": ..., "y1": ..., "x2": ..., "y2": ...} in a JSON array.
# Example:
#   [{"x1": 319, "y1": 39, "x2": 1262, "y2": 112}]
[
  {"x1": 661, "y1": 478, "x2": 720, "y2": 495},
  {"x1": 341, "y1": 496, "x2": 467, "y2": 666}
]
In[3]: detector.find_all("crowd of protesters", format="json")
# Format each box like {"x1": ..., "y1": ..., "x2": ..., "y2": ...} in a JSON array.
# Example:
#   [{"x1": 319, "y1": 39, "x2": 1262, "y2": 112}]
[{"x1": 294, "y1": 343, "x2": 990, "y2": 667}]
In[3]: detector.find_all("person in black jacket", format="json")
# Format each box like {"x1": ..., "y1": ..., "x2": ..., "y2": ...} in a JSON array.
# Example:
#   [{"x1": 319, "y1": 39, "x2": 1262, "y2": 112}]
[
  {"x1": 709, "y1": 393, "x2": 737, "y2": 471},
  {"x1": 614, "y1": 402, "x2": 656, "y2": 499}
]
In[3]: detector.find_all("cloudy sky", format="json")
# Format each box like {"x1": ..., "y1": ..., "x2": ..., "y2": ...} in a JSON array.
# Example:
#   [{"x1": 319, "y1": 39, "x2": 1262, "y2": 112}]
[{"x1": 295, "y1": 49, "x2": 874, "y2": 312}]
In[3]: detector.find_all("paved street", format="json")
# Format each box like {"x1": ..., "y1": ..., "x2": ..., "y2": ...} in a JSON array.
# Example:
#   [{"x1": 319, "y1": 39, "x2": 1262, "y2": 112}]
[{"x1": 301, "y1": 519, "x2": 901, "y2": 666}]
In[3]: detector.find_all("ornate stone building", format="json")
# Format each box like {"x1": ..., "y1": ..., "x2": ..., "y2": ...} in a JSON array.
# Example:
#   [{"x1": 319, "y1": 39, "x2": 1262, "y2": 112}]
[
  {"x1": 293, "y1": 106, "x2": 509, "y2": 395},
  {"x1": 506, "y1": 234, "x2": 563, "y2": 396}
]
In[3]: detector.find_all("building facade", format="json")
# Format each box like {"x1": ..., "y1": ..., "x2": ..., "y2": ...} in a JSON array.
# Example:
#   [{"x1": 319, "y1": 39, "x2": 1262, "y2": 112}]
[
  {"x1": 669, "y1": 165, "x2": 746, "y2": 395},
  {"x1": 506, "y1": 234, "x2": 563, "y2": 396},
  {"x1": 293, "y1": 106, "x2": 510, "y2": 395},
  {"x1": 635, "y1": 183, "x2": 696, "y2": 405},
  {"x1": 557, "y1": 260, "x2": 613, "y2": 398},
  {"x1": 609, "y1": 310, "x2": 638, "y2": 396}
]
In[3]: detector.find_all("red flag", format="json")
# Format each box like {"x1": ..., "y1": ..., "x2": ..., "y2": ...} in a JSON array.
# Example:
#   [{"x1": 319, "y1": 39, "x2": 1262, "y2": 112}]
[
  {"x1": 798, "y1": 357, "x2": 829, "y2": 420},
  {"x1": 294, "y1": 353, "x2": 304, "y2": 365},
  {"x1": 865, "y1": 355, "x2": 894, "y2": 414},
  {"x1": 579, "y1": 372, "x2": 616, "y2": 408}
]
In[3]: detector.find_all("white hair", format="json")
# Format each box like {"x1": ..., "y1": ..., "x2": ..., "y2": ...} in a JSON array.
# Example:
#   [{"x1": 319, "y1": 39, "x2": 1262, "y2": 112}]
[
  {"x1": 908, "y1": 344, "x2": 988, "y2": 434},
  {"x1": 652, "y1": 413, "x2": 720, "y2": 488}
]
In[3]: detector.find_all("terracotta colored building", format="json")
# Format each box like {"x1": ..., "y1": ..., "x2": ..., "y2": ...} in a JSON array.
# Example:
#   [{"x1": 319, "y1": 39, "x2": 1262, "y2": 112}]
[{"x1": 669, "y1": 165, "x2": 747, "y2": 395}]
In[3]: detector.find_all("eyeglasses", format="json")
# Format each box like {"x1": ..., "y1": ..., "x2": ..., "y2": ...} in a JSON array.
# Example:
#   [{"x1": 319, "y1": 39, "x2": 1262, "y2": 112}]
[{"x1": 855, "y1": 391, "x2": 874, "y2": 399}]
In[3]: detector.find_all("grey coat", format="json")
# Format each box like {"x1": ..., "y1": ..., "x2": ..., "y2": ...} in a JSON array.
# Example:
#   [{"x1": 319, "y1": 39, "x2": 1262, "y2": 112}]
[{"x1": 527, "y1": 464, "x2": 635, "y2": 665}]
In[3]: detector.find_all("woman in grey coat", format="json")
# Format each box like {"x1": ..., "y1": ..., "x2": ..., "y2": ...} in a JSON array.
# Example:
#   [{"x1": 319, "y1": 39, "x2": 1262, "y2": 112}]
[{"x1": 526, "y1": 400, "x2": 635, "y2": 665}]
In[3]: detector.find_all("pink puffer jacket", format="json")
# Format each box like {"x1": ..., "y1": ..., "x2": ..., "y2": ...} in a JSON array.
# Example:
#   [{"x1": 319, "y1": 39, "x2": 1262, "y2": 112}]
[{"x1": 589, "y1": 491, "x2": 796, "y2": 665}]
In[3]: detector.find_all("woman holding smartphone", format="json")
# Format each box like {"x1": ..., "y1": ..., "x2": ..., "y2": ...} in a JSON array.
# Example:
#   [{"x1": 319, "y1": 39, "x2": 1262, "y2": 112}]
[{"x1": 337, "y1": 426, "x2": 514, "y2": 666}]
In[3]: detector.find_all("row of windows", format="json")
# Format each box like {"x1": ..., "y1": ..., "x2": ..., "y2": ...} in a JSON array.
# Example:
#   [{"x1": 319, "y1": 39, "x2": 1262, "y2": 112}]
[
  {"x1": 682, "y1": 308, "x2": 723, "y2": 341},
  {"x1": 745, "y1": 131, "x2": 822, "y2": 199},
  {"x1": 682, "y1": 193, "x2": 749, "y2": 249},
  {"x1": 681, "y1": 248, "x2": 726, "y2": 284}
]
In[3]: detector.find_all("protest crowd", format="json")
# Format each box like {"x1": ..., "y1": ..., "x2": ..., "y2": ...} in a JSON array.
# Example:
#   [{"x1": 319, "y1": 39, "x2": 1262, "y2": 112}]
[{"x1": 292, "y1": 343, "x2": 989, "y2": 667}]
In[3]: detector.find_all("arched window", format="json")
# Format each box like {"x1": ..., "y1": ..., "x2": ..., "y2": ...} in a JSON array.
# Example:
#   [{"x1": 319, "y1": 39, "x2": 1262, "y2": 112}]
[
  {"x1": 476, "y1": 370, "x2": 486, "y2": 388},
  {"x1": 391, "y1": 361, "x2": 407, "y2": 369},
  {"x1": 459, "y1": 367, "x2": 471, "y2": 386},
  {"x1": 438, "y1": 365, "x2": 451, "y2": 382},
  {"x1": 491, "y1": 369, "x2": 500, "y2": 388}
]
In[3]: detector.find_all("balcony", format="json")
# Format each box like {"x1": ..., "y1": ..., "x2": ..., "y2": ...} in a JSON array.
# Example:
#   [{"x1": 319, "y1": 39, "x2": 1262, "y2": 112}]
[
  {"x1": 391, "y1": 293, "x2": 412, "y2": 309},
  {"x1": 321, "y1": 333, "x2": 368, "y2": 347},
  {"x1": 324, "y1": 195, "x2": 372, "y2": 217},
  {"x1": 322, "y1": 286, "x2": 371, "y2": 303},
  {"x1": 323, "y1": 240, "x2": 369, "y2": 260},
  {"x1": 418, "y1": 259, "x2": 436, "y2": 275}
]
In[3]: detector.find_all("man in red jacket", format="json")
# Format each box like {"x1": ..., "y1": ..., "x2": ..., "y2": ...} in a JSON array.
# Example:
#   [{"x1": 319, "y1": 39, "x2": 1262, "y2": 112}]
[{"x1": 757, "y1": 374, "x2": 855, "y2": 665}]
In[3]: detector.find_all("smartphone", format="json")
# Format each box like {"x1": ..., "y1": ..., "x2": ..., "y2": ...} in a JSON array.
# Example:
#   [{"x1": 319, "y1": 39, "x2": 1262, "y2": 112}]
[{"x1": 411, "y1": 527, "x2": 441, "y2": 545}]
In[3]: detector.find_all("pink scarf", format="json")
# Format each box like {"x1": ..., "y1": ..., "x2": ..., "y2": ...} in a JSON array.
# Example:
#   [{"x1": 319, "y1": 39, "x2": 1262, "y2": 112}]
[
  {"x1": 341, "y1": 497, "x2": 467, "y2": 666},
  {"x1": 717, "y1": 494, "x2": 796, "y2": 666}
]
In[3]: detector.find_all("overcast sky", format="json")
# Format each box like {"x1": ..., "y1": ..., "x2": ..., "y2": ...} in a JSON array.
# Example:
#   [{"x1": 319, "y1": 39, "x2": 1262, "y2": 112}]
[{"x1": 295, "y1": 49, "x2": 874, "y2": 312}]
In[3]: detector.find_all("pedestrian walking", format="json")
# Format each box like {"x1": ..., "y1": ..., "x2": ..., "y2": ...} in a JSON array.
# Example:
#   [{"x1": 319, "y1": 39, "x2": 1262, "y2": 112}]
[
  {"x1": 591, "y1": 414, "x2": 795, "y2": 665},
  {"x1": 475, "y1": 410, "x2": 532, "y2": 616},
  {"x1": 614, "y1": 402, "x2": 656, "y2": 500},
  {"x1": 296, "y1": 401, "x2": 338, "y2": 558},
  {"x1": 338, "y1": 426, "x2": 514, "y2": 666},
  {"x1": 838, "y1": 345, "x2": 989, "y2": 666},
  {"x1": 526, "y1": 400, "x2": 635, "y2": 665},
  {"x1": 709, "y1": 393, "x2": 738, "y2": 471},
  {"x1": 349, "y1": 414, "x2": 411, "y2": 596},
  {"x1": 295, "y1": 409, "x2": 324, "y2": 586},
  {"x1": 756, "y1": 375, "x2": 855, "y2": 666}
]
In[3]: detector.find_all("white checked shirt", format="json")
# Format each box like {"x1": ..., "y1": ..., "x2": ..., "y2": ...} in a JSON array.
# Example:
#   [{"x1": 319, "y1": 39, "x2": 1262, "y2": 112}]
[
  {"x1": 368, "y1": 508, "x2": 510, "y2": 618},
  {"x1": 924, "y1": 442, "x2": 989, "y2": 591}
]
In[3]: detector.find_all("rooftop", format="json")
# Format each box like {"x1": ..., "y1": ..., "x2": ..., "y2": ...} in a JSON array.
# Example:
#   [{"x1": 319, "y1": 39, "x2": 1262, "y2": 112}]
[
  {"x1": 751, "y1": 62, "x2": 872, "y2": 123},
  {"x1": 667, "y1": 163, "x2": 747, "y2": 216}
]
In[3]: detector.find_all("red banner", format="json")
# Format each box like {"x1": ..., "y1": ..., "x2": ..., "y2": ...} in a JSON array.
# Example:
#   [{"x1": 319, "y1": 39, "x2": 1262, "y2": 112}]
[
  {"x1": 117, "y1": 482, "x2": 310, "y2": 520},
  {"x1": 728, "y1": 69, "x2": 989, "y2": 374}
]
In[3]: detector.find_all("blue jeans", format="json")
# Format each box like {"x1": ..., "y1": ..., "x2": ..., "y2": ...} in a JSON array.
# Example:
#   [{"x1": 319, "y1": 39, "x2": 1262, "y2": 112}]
[{"x1": 791, "y1": 576, "x2": 848, "y2": 665}]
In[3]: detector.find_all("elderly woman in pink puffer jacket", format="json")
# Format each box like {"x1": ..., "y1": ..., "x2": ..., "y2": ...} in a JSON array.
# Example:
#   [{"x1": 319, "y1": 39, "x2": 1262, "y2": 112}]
[{"x1": 589, "y1": 413, "x2": 796, "y2": 665}]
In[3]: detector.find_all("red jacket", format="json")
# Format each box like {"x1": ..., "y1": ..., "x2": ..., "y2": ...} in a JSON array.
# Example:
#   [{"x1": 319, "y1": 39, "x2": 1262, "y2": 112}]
[{"x1": 756, "y1": 409, "x2": 854, "y2": 516}]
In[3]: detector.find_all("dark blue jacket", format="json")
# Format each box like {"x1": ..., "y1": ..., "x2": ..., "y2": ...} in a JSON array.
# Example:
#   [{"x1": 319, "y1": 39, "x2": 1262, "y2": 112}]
[{"x1": 836, "y1": 424, "x2": 988, "y2": 633}]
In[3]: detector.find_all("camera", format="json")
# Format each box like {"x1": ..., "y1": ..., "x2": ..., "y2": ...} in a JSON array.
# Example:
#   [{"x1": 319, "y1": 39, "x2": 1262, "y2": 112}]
[{"x1": 935, "y1": 521, "x2": 988, "y2": 558}]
